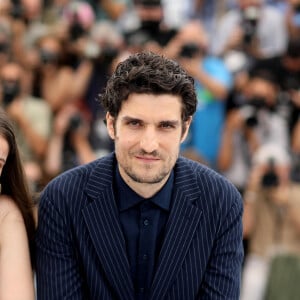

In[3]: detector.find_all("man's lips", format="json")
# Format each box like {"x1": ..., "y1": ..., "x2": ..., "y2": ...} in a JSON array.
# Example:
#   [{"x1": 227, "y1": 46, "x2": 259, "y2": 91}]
[{"x1": 135, "y1": 155, "x2": 160, "y2": 162}]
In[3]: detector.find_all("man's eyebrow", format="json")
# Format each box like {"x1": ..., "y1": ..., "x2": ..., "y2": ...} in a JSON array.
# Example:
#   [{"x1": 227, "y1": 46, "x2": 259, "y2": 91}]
[
  {"x1": 122, "y1": 116, "x2": 142, "y2": 122},
  {"x1": 122, "y1": 116, "x2": 181, "y2": 125},
  {"x1": 159, "y1": 120, "x2": 180, "y2": 126}
]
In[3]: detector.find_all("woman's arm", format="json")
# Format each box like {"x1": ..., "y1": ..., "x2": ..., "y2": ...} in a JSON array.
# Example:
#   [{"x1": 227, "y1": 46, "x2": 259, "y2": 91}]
[{"x1": 0, "y1": 196, "x2": 35, "y2": 300}]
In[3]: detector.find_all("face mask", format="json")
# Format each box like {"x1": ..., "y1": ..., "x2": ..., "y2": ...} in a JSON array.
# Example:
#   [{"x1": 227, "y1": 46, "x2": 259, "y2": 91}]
[
  {"x1": 141, "y1": 20, "x2": 161, "y2": 34},
  {"x1": 69, "y1": 20, "x2": 86, "y2": 41},
  {"x1": 2, "y1": 80, "x2": 21, "y2": 106},
  {"x1": 247, "y1": 96, "x2": 266, "y2": 109},
  {"x1": 40, "y1": 49, "x2": 59, "y2": 65}
]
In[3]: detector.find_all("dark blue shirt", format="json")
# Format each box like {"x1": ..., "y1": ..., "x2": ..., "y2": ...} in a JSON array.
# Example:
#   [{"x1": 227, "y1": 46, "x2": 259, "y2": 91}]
[{"x1": 115, "y1": 167, "x2": 173, "y2": 299}]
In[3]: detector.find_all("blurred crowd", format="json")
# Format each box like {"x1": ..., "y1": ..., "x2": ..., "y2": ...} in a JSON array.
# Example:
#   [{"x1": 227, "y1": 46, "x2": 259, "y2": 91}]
[{"x1": 0, "y1": 0, "x2": 300, "y2": 298}]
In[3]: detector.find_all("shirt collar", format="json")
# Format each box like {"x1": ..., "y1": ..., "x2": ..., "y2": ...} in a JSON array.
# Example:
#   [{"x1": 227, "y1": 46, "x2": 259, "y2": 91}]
[{"x1": 115, "y1": 165, "x2": 173, "y2": 212}]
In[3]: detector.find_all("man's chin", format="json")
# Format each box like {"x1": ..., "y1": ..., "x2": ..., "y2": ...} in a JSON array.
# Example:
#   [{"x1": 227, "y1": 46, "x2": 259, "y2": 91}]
[{"x1": 128, "y1": 171, "x2": 166, "y2": 184}]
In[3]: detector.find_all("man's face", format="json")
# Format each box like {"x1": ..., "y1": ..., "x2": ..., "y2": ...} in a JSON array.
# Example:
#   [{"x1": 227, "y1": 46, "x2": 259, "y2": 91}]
[{"x1": 106, "y1": 93, "x2": 191, "y2": 190}]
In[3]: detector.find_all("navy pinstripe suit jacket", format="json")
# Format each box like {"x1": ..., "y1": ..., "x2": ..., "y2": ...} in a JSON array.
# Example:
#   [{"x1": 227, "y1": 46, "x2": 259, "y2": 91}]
[{"x1": 36, "y1": 153, "x2": 244, "y2": 300}]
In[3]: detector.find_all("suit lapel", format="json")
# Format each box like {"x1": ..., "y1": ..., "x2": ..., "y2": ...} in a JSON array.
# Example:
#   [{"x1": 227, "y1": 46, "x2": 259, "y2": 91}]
[
  {"x1": 149, "y1": 159, "x2": 203, "y2": 300},
  {"x1": 82, "y1": 155, "x2": 134, "y2": 300}
]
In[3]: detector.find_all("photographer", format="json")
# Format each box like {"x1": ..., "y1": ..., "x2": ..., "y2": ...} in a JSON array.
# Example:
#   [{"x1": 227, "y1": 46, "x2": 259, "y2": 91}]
[
  {"x1": 241, "y1": 144, "x2": 300, "y2": 300},
  {"x1": 122, "y1": 0, "x2": 178, "y2": 54},
  {"x1": 218, "y1": 68, "x2": 289, "y2": 192},
  {"x1": 212, "y1": 0, "x2": 287, "y2": 60},
  {"x1": 44, "y1": 103, "x2": 96, "y2": 179},
  {"x1": 0, "y1": 61, "x2": 52, "y2": 192},
  {"x1": 239, "y1": 69, "x2": 289, "y2": 148},
  {"x1": 167, "y1": 20, "x2": 232, "y2": 168}
]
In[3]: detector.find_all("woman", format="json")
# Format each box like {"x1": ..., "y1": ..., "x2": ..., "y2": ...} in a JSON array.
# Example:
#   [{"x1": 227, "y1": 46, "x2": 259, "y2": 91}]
[{"x1": 0, "y1": 108, "x2": 35, "y2": 299}]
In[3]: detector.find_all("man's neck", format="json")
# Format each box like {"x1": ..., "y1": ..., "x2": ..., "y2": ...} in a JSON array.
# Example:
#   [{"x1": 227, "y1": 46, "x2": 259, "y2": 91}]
[{"x1": 119, "y1": 170, "x2": 171, "y2": 199}]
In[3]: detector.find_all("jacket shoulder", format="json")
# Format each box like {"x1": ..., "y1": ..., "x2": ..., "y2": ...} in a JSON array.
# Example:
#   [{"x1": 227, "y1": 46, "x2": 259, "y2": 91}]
[
  {"x1": 40, "y1": 154, "x2": 115, "y2": 207},
  {"x1": 176, "y1": 157, "x2": 242, "y2": 206}
]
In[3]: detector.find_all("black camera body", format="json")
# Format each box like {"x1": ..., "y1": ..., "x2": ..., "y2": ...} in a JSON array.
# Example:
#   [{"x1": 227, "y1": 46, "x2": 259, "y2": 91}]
[
  {"x1": 293, "y1": 3, "x2": 300, "y2": 13},
  {"x1": 239, "y1": 105, "x2": 258, "y2": 127},
  {"x1": 69, "y1": 12, "x2": 86, "y2": 41},
  {"x1": 241, "y1": 6, "x2": 260, "y2": 45},
  {"x1": 239, "y1": 96, "x2": 266, "y2": 128},
  {"x1": 69, "y1": 114, "x2": 82, "y2": 131},
  {"x1": 261, "y1": 158, "x2": 279, "y2": 188}
]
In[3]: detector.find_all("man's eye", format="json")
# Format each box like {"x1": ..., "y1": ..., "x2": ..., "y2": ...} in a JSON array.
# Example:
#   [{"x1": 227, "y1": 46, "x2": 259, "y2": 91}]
[
  {"x1": 128, "y1": 120, "x2": 142, "y2": 127},
  {"x1": 160, "y1": 122, "x2": 175, "y2": 129}
]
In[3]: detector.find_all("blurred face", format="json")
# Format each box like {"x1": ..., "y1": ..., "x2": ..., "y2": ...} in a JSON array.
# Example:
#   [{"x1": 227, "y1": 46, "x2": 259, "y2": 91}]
[
  {"x1": 22, "y1": 0, "x2": 42, "y2": 20},
  {"x1": 177, "y1": 21, "x2": 208, "y2": 51},
  {"x1": 246, "y1": 77, "x2": 277, "y2": 107},
  {"x1": 38, "y1": 36, "x2": 61, "y2": 66},
  {"x1": 106, "y1": 93, "x2": 191, "y2": 194},
  {"x1": 0, "y1": 62, "x2": 22, "y2": 81},
  {"x1": 137, "y1": 5, "x2": 163, "y2": 21},
  {"x1": 0, "y1": 63, "x2": 23, "y2": 103},
  {"x1": 0, "y1": 134, "x2": 9, "y2": 176},
  {"x1": 0, "y1": 0, "x2": 11, "y2": 15}
]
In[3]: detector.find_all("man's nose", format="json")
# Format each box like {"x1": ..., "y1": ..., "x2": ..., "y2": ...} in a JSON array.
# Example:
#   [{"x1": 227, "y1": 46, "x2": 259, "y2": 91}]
[{"x1": 139, "y1": 127, "x2": 159, "y2": 153}]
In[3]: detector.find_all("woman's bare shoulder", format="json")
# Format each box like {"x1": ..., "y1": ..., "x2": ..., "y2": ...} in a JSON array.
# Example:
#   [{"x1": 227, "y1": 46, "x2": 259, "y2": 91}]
[
  {"x1": 0, "y1": 196, "x2": 35, "y2": 299},
  {"x1": 0, "y1": 195, "x2": 23, "y2": 225}
]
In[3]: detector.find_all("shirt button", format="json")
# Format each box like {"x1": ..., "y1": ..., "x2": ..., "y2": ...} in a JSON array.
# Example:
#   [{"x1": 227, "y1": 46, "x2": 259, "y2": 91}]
[
  {"x1": 143, "y1": 219, "x2": 150, "y2": 226},
  {"x1": 140, "y1": 287, "x2": 145, "y2": 293},
  {"x1": 142, "y1": 254, "x2": 148, "y2": 260}
]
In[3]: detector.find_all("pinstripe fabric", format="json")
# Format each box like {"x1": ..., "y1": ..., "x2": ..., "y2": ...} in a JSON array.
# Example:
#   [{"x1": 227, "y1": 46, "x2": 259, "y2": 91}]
[{"x1": 35, "y1": 153, "x2": 244, "y2": 299}]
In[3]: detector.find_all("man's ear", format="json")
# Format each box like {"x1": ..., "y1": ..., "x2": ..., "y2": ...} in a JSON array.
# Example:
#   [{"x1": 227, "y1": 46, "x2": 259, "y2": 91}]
[
  {"x1": 106, "y1": 112, "x2": 115, "y2": 140},
  {"x1": 181, "y1": 116, "x2": 192, "y2": 143}
]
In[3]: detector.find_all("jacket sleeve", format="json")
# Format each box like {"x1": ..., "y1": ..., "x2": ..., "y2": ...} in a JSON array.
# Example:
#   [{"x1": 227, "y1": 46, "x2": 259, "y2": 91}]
[
  {"x1": 35, "y1": 190, "x2": 84, "y2": 300},
  {"x1": 198, "y1": 196, "x2": 244, "y2": 299}
]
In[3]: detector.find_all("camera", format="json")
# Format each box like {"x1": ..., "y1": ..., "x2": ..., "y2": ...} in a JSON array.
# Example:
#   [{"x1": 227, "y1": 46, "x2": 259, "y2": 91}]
[
  {"x1": 179, "y1": 43, "x2": 201, "y2": 58},
  {"x1": 293, "y1": 3, "x2": 300, "y2": 13},
  {"x1": 239, "y1": 96, "x2": 266, "y2": 127},
  {"x1": 290, "y1": 154, "x2": 300, "y2": 183},
  {"x1": 261, "y1": 158, "x2": 279, "y2": 188},
  {"x1": 241, "y1": 6, "x2": 260, "y2": 45},
  {"x1": 1, "y1": 80, "x2": 21, "y2": 106},
  {"x1": 239, "y1": 105, "x2": 258, "y2": 127},
  {"x1": 69, "y1": 13, "x2": 86, "y2": 41},
  {"x1": 69, "y1": 113, "x2": 82, "y2": 131}
]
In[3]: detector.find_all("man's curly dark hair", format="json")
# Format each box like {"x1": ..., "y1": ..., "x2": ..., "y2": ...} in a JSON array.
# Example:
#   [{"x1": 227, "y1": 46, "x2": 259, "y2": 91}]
[{"x1": 99, "y1": 51, "x2": 197, "y2": 122}]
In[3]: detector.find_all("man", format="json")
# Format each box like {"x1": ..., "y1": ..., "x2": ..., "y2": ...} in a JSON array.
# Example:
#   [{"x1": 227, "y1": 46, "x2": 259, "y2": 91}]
[
  {"x1": 166, "y1": 20, "x2": 232, "y2": 168},
  {"x1": 241, "y1": 143, "x2": 300, "y2": 300},
  {"x1": 212, "y1": 0, "x2": 287, "y2": 59},
  {"x1": 121, "y1": 0, "x2": 177, "y2": 52},
  {"x1": 35, "y1": 52, "x2": 244, "y2": 299}
]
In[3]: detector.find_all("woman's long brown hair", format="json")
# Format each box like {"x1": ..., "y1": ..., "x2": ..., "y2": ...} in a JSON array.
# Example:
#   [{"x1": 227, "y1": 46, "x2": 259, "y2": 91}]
[{"x1": 0, "y1": 109, "x2": 35, "y2": 260}]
